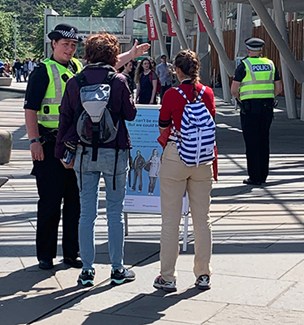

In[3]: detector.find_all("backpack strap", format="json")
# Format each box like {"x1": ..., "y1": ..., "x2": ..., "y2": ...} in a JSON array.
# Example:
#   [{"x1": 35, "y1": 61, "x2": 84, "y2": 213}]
[
  {"x1": 174, "y1": 87, "x2": 190, "y2": 104},
  {"x1": 174, "y1": 85, "x2": 206, "y2": 103},
  {"x1": 197, "y1": 85, "x2": 206, "y2": 101},
  {"x1": 91, "y1": 71, "x2": 116, "y2": 161},
  {"x1": 74, "y1": 72, "x2": 89, "y2": 125},
  {"x1": 75, "y1": 71, "x2": 88, "y2": 88}
]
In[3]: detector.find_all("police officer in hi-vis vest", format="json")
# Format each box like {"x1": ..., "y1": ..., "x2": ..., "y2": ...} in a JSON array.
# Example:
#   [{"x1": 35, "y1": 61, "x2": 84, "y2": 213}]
[
  {"x1": 24, "y1": 24, "x2": 84, "y2": 270},
  {"x1": 24, "y1": 24, "x2": 151, "y2": 270},
  {"x1": 231, "y1": 37, "x2": 282, "y2": 186}
]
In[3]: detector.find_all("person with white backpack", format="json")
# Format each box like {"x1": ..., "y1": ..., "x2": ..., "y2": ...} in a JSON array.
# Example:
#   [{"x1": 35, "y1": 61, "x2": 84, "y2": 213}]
[
  {"x1": 55, "y1": 32, "x2": 150, "y2": 287},
  {"x1": 154, "y1": 49, "x2": 216, "y2": 292}
]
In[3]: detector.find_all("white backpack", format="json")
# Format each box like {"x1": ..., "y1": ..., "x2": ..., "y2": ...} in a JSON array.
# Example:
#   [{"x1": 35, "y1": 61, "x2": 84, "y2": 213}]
[
  {"x1": 173, "y1": 86, "x2": 216, "y2": 166},
  {"x1": 75, "y1": 68, "x2": 118, "y2": 161}
]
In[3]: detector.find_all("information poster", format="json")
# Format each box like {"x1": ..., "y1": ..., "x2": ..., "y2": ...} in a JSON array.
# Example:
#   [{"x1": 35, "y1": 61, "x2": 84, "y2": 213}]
[{"x1": 124, "y1": 105, "x2": 162, "y2": 213}]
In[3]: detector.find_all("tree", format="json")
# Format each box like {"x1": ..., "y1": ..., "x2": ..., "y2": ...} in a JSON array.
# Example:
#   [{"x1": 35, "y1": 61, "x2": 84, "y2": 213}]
[
  {"x1": 0, "y1": 0, "x2": 146, "y2": 58},
  {"x1": 31, "y1": 3, "x2": 47, "y2": 58},
  {"x1": 78, "y1": 0, "x2": 145, "y2": 17},
  {"x1": 0, "y1": 12, "x2": 16, "y2": 60}
]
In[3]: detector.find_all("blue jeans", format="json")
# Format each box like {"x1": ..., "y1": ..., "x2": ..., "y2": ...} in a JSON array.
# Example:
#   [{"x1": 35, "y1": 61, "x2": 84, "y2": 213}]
[{"x1": 74, "y1": 146, "x2": 129, "y2": 271}]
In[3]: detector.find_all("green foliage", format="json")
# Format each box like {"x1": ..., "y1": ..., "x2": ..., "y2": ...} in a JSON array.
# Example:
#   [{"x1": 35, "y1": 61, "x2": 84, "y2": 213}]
[
  {"x1": 0, "y1": 0, "x2": 146, "y2": 60},
  {"x1": 0, "y1": 12, "x2": 17, "y2": 59}
]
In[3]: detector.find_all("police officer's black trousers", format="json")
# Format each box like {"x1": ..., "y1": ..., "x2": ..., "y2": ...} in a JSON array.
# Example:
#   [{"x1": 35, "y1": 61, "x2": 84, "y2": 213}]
[
  {"x1": 240, "y1": 101, "x2": 273, "y2": 183},
  {"x1": 32, "y1": 142, "x2": 80, "y2": 261}
]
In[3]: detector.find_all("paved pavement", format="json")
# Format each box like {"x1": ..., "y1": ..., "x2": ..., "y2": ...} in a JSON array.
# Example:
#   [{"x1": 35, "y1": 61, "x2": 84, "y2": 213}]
[{"x1": 0, "y1": 80, "x2": 304, "y2": 324}]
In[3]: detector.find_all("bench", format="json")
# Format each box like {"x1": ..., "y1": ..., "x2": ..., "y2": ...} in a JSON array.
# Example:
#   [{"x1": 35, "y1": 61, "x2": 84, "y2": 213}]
[
  {"x1": 0, "y1": 77, "x2": 13, "y2": 86},
  {"x1": 0, "y1": 130, "x2": 12, "y2": 164}
]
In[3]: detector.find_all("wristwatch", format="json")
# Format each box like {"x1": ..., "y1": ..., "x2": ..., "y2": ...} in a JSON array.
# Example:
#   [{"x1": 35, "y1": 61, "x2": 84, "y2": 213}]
[{"x1": 29, "y1": 137, "x2": 41, "y2": 144}]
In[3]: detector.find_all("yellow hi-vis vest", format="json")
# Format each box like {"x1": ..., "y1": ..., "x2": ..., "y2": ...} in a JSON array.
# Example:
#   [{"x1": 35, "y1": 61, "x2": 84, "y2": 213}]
[
  {"x1": 239, "y1": 57, "x2": 275, "y2": 101},
  {"x1": 37, "y1": 57, "x2": 82, "y2": 129}
]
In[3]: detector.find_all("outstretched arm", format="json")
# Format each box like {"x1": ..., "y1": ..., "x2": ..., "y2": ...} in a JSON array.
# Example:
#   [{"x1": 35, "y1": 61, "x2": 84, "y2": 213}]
[{"x1": 116, "y1": 39, "x2": 150, "y2": 70}]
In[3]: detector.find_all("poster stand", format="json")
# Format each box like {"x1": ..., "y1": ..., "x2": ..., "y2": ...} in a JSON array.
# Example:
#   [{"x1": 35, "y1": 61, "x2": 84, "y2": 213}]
[{"x1": 123, "y1": 105, "x2": 190, "y2": 251}]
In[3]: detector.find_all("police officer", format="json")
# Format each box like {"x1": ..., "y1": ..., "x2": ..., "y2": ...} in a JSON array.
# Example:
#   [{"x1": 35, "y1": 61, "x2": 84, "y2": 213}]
[
  {"x1": 24, "y1": 24, "x2": 151, "y2": 270},
  {"x1": 231, "y1": 37, "x2": 282, "y2": 186},
  {"x1": 24, "y1": 24, "x2": 83, "y2": 270}
]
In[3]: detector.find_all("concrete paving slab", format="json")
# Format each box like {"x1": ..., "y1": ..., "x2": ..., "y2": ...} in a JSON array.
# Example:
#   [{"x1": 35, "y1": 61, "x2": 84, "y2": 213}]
[
  {"x1": 191, "y1": 274, "x2": 293, "y2": 306},
  {"x1": 115, "y1": 294, "x2": 226, "y2": 324},
  {"x1": 34, "y1": 309, "x2": 185, "y2": 325},
  {"x1": 0, "y1": 286, "x2": 88, "y2": 325},
  {"x1": 178, "y1": 251, "x2": 304, "y2": 280},
  {"x1": 69, "y1": 291, "x2": 147, "y2": 313},
  {"x1": 280, "y1": 259, "x2": 304, "y2": 283},
  {"x1": 0, "y1": 267, "x2": 61, "y2": 296},
  {"x1": 55, "y1": 264, "x2": 111, "y2": 290},
  {"x1": 0, "y1": 257, "x2": 24, "y2": 272},
  {"x1": 203, "y1": 305, "x2": 304, "y2": 325},
  {"x1": 270, "y1": 282, "x2": 304, "y2": 311}
]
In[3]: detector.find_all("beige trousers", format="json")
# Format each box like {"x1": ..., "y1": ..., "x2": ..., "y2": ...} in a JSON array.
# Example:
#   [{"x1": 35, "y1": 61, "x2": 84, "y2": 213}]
[{"x1": 159, "y1": 142, "x2": 213, "y2": 282}]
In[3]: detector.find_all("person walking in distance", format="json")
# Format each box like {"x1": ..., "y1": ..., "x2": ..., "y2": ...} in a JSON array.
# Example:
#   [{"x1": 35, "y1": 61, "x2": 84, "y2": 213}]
[
  {"x1": 153, "y1": 50, "x2": 216, "y2": 292},
  {"x1": 231, "y1": 37, "x2": 282, "y2": 186},
  {"x1": 156, "y1": 54, "x2": 173, "y2": 103}
]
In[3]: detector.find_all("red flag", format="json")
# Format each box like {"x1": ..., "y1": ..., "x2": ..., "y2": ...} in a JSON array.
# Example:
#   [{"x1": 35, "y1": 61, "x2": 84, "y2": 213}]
[
  {"x1": 145, "y1": 4, "x2": 158, "y2": 41},
  {"x1": 166, "y1": 0, "x2": 178, "y2": 37},
  {"x1": 198, "y1": 0, "x2": 213, "y2": 32}
]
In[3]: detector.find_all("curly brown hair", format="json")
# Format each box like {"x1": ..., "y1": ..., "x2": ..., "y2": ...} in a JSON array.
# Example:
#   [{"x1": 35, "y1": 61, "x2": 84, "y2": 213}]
[
  {"x1": 84, "y1": 33, "x2": 119, "y2": 67},
  {"x1": 174, "y1": 50, "x2": 200, "y2": 85}
]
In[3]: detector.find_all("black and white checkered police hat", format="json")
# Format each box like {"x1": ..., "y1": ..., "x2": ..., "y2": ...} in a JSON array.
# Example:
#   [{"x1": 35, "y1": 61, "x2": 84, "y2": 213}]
[
  {"x1": 245, "y1": 37, "x2": 265, "y2": 51},
  {"x1": 48, "y1": 24, "x2": 82, "y2": 42}
]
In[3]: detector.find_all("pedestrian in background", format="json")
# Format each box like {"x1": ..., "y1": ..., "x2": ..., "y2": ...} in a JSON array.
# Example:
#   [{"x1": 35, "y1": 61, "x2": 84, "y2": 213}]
[
  {"x1": 135, "y1": 58, "x2": 157, "y2": 104},
  {"x1": 154, "y1": 49, "x2": 216, "y2": 292},
  {"x1": 13, "y1": 58, "x2": 22, "y2": 82},
  {"x1": 231, "y1": 37, "x2": 282, "y2": 186},
  {"x1": 156, "y1": 54, "x2": 173, "y2": 103},
  {"x1": 119, "y1": 60, "x2": 136, "y2": 98}
]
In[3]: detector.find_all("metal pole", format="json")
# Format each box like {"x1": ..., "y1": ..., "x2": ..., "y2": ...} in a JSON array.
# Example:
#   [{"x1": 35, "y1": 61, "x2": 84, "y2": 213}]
[
  {"x1": 248, "y1": 0, "x2": 304, "y2": 83},
  {"x1": 163, "y1": 0, "x2": 188, "y2": 49},
  {"x1": 234, "y1": 4, "x2": 252, "y2": 58},
  {"x1": 177, "y1": 0, "x2": 187, "y2": 41},
  {"x1": 148, "y1": 0, "x2": 169, "y2": 57},
  {"x1": 273, "y1": 0, "x2": 298, "y2": 119},
  {"x1": 212, "y1": 0, "x2": 231, "y2": 102},
  {"x1": 190, "y1": 0, "x2": 235, "y2": 76}
]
